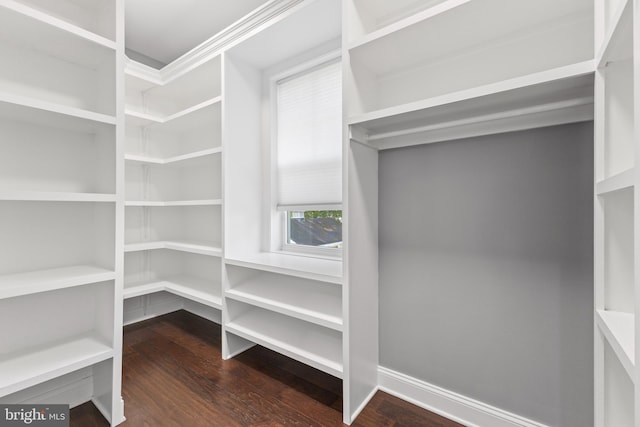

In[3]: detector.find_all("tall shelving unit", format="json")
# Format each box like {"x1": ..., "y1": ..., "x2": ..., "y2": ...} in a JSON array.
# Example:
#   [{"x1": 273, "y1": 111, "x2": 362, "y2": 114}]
[
  {"x1": 221, "y1": 0, "x2": 379, "y2": 423},
  {"x1": 123, "y1": 55, "x2": 224, "y2": 317},
  {"x1": 0, "y1": 0, "x2": 125, "y2": 425},
  {"x1": 593, "y1": 0, "x2": 638, "y2": 425},
  {"x1": 343, "y1": 0, "x2": 594, "y2": 425}
]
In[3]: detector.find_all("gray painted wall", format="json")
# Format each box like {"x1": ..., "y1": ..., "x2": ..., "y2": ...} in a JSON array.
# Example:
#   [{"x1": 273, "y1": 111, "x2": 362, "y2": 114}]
[{"x1": 378, "y1": 123, "x2": 594, "y2": 427}]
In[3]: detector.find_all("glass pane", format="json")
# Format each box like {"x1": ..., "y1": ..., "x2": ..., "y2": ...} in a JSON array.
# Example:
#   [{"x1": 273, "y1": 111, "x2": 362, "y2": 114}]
[{"x1": 287, "y1": 210, "x2": 342, "y2": 248}]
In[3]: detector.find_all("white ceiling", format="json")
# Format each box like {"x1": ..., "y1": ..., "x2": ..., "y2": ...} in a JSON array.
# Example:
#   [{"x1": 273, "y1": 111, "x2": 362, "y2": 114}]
[{"x1": 125, "y1": 0, "x2": 271, "y2": 67}]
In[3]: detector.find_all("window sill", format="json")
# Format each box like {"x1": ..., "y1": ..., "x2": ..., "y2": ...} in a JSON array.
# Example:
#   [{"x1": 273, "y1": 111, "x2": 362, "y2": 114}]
[{"x1": 224, "y1": 251, "x2": 343, "y2": 284}]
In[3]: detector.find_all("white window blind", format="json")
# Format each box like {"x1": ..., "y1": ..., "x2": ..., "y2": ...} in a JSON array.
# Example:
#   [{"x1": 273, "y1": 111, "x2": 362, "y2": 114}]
[{"x1": 276, "y1": 59, "x2": 342, "y2": 209}]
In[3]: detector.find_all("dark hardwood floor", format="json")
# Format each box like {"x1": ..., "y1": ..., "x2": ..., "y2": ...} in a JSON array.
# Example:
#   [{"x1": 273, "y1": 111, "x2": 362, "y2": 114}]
[{"x1": 71, "y1": 310, "x2": 463, "y2": 427}]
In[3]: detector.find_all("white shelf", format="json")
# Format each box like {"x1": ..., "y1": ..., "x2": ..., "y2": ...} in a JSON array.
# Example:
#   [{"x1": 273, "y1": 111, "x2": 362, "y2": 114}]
[
  {"x1": 124, "y1": 109, "x2": 163, "y2": 127},
  {"x1": 346, "y1": 0, "x2": 448, "y2": 43},
  {"x1": 597, "y1": 168, "x2": 635, "y2": 195},
  {"x1": 125, "y1": 276, "x2": 221, "y2": 309},
  {"x1": 0, "y1": 0, "x2": 116, "y2": 51},
  {"x1": 349, "y1": 61, "x2": 594, "y2": 149},
  {"x1": 596, "y1": 310, "x2": 635, "y2": 381},
  {"x1": 124, "y1": 240, "x2": 222, "y2": 257},
  {"x1": 0, "y1": 1, "x2": 115, "y2": 84},
  {"x1": 348, "y1": 0, "x2": 591, "y2": 77},
  {"x1": 0, "y1": 191, "x2": 116, "y2": 203},
  {"x1": 598, "y1": 0, "x2": 632, "y2": 67},
  {"x1": 125, "y1": 96, "x2": 221, "y2": 128},
  {"x1": 124, "y1": 147, "x2": 222, "y2": 165},
  {"x1": 0, "y1": 265, "x2": 115, "y2": 300},
  {"x1": 226, "y1": 273, "x2": 342, "y2": 331},
  {"x1": 0, "y1": 332, "x2": 113, "y2": 397},
  {"x1": 125, "y1": 55, "x2": 221, "y2": 116},
  {"x1": 348, "y1": 0, "x2": 467, "y2": 50},
  {"x1": 125, "y1": 199, "x2": 222, "y2": 207},
  {"x1": 226, "y1": 306, "x2": 343, "y2": 378},
  {"x1": 224, "y1": 252, "x2": 343, "y2": 285},
  {"x1": 0, "y1": 92, "x2": 116, "y2": 130}
]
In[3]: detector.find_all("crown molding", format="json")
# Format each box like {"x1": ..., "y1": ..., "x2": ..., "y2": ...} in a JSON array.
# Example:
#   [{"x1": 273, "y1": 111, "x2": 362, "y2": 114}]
[{"x1": 125, "y1": 0, "x2": 304, "y2": 85}]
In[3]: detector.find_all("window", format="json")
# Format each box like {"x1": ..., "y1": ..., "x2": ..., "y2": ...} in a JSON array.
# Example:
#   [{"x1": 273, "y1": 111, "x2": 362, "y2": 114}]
[{"x1": 275, "y1": 58, "x2": 342, "y2": 255}]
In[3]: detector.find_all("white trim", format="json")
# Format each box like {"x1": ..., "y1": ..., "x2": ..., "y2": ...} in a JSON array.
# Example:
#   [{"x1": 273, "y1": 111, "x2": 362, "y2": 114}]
[
  {"x1": 277, "y1": 203, "x2": 342, "y2": 212},
  {"x1": 125, "y1": 0, "x2": 304, "y2": 83},
  {"x1": 378, "y1": 366, "x2": 550, "y2": 427}
]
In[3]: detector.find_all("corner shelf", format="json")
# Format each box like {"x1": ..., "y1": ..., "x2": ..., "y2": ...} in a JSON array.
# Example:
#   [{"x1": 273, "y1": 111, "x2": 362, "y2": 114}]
[
  {"x1": 0, "y1": 332, "x2": 113, "y2": 397},
  {"x1": 125, "y1": 97, "x2": 221, "y2": 129},
  {"x1": 225, "y1": 303, "x2": 343, "y2": 378},
  {"x1": 124, "y1": 147, "x2": 222, "y2": 165},
  {"x1": 125, "y1": 199, "x2": 221, "y2": 207},
  {"x1": 596, "y1": 310, "x2": 635, "y2": 380},
  {"x1": 0, "y1": 265, "x2": 115, "y2": 300},
  {"x1": 124, "y1": 240, "x2": 222, "y2": 257},
  {"x1": 124, "y1": 276, "x2": 221, "y2": 310},
  {"x1": 225, "y1": 271, "x2": 342, "y2": 331}
]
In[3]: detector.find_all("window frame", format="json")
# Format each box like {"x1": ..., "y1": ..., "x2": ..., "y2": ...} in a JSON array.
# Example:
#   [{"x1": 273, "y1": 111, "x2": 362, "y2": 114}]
[{"x1": 269, "y1": 50, "x2": 343, "y2": 259}]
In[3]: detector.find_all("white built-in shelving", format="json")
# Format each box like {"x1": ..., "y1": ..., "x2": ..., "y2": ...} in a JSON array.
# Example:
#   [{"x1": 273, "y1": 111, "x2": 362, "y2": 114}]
[
  {"x1": 225, "y1": 300, "x2": 343, "y2": 377},
  {"x1": 346, "y1": 0, "x2": 593, "y2": 119},
  {"x1": 344, "y1": 0, "x2": 598, "y2": 426},
  {"x1": 123, "y1": 53, "x2": 224, "y2": 311},
  {"x1": 226, "y1": 265, "x2": 343, "y2": 331},
  {"x1": 593, "y1": 0, "x2": 638, "y2": 425},
  {"x1": 0, "y1": 0, "x2": 123, "y2": 422},
  {"x1": 0, "y1": 266, "x2": 115, "y2": 300},
  {"x1": 345, "y1": 0, "x2": 595, "y2": 151},
  {"x1": 0, "y1": 1, "x2": 116, "y2": 117},
  {"x1": 0, "y1": 283, "x2": 115, "y2": 397},
  {"x1": 124, "y1": 275, "x2": 221, "y2": 309},
  {"x1": 220, "y1": 0, "x2": 367, "y2": 423},
  {"x1": 124, "y1": 240, "x2": 222, "y2": 257}
]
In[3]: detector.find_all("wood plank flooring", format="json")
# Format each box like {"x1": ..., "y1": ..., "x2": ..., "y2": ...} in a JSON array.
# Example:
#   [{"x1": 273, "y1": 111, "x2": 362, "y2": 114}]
[{"x1": 71, "y1": 310, "x2": 463, "y2": 426}]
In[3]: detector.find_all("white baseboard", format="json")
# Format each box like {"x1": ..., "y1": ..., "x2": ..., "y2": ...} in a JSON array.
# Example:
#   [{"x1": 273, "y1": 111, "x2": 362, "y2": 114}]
[
  {"x1": 183, "y1": 300, "x2": 222, "y2": 325},
  {"x1": 123, "y1": 293, "x2": 183, "y2": 326},
  {"x1": 377, "y1": 367, "x2": 550, "y2": 427}
]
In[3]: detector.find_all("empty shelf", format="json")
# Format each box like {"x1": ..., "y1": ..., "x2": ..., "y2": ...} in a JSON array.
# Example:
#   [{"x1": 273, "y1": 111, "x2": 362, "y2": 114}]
[
  {"x1": 596, "y1": 310, "x2": 635, "y2": 380},
  {"x1": 0, "y1": 332, "x2": 113, "y2": 396},
  {"x1": 226, "y1": 274, "x2": 342, "y2": 330},
  {"x1": 596, "y1": 168, "x2": 635, "y2": 195},
  {"x1": 224, "y1": 252, "x2": 343, "y2": 285},
  {"x1": 0, "y1": 92, "x2": 116, "y2": 131},
  {"x1": 125, "y1": 275, "x2": 221, "y2": 309},
  {"x1": 125, "y1": 240, "x2": 222, "y2": 257},
  {"x1": 0, "y1": 265, "x2": 115, "y2": 300},
  {"x1": 598, "y1": 0, "x2": 632, "y2": 66},
  {"x1": 124, "y1": 147, "x2": 222, "y2": 165},
  {"x1": 0, "y1": 191, "x2": 116, "y2": 202},
  {"x1": 125, "y1": 199, "x2": 222, "y2": 207},
  {"x1": 0, "y1": 0, "x2": 116, "y2": 60},
  {"x1": 226, "y1": 306, "x2": 342, "y2": 378},
  {"x1": 125, "y1": 96, "x2": 221, "y2": 129},
  {"x1": 348, "y1": 61, "x2": 594, "y2": 150}
]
